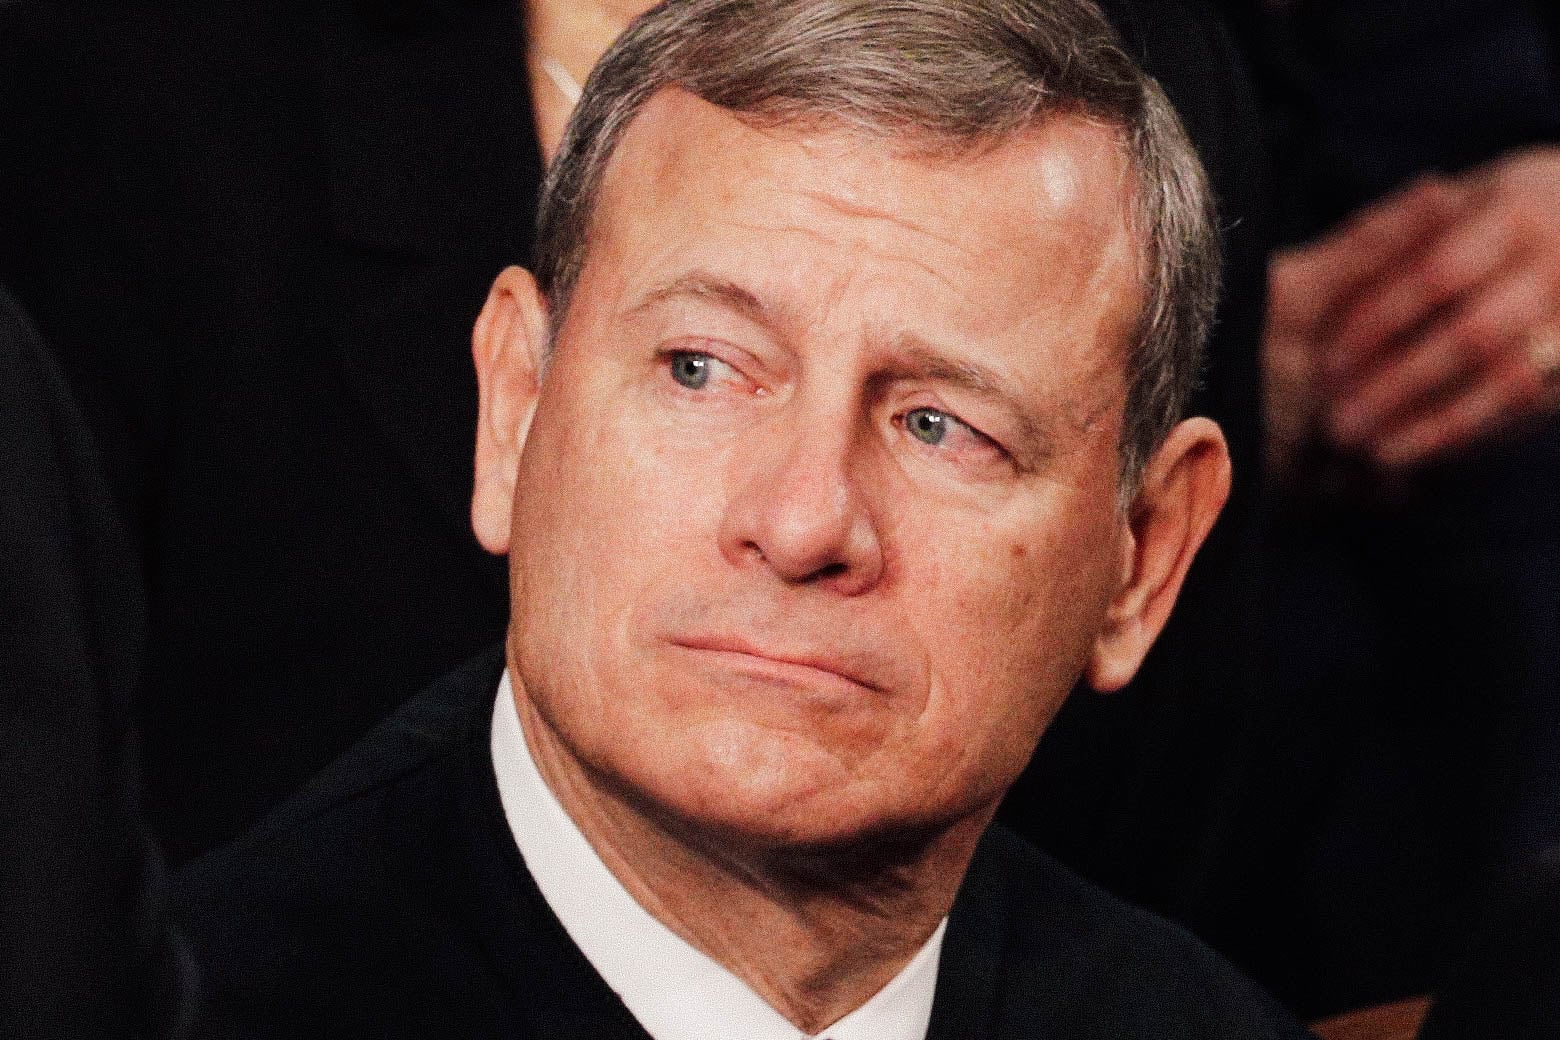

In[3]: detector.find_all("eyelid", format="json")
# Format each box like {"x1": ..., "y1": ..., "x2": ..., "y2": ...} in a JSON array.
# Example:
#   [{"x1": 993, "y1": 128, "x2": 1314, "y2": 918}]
[
  {"x1": 661, "y1": 337, "x2": 776, "y2": 393},
  {"x1": 682, "y1": 350, "x2": 735, "y2": 376},
  {"x1": 943, "y1": 409, "x2": 991, "y2": 443},
  {"x1": 901, "y1": 401, "x2": 1003, "y2": 453},
  {"x1": 660, "y1": 346, "x2": 763, "y2": 401}
]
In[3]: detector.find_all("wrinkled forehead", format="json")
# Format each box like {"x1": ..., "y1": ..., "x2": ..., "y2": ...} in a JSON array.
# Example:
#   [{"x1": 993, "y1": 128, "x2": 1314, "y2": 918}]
[
  {"x1": 573, "y1": 88, "x2": 1143, "y2": 370},
  {"x1": 599, "y1": 87, "x2": 1137, "y2": 243}
]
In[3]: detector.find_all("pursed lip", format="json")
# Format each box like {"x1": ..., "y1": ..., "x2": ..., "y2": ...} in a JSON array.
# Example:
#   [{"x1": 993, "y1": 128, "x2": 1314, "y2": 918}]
[{"x1": 671, "y1": 634, "x2": 887, "y2": 694}]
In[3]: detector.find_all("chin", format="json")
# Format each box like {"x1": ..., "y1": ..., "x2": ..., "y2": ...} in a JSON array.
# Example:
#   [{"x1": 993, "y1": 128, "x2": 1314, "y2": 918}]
[{"x1": 610, "y1": 718, "x2": 964, "y2": 855}]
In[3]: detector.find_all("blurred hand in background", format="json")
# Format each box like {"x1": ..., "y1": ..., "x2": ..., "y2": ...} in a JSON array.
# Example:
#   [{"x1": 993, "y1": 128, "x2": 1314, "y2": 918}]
[{"x1": 1266, "y1": 146, "x2": 1560, "y2": 480}]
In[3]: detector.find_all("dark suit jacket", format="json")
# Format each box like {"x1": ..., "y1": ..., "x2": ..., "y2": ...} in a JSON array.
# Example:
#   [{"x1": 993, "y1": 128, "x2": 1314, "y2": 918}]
[
  {"x1": 0, "y1": 285, "x2": 190, "y2": 1038},
  {"x1": 1, "y1": 2, "x2": 1283, "y2": 989},
  {"x1": 1418, "y1": 845, "x2": 1560, "y2": 1040},
  {"x1": 172, "y1": 646, "x2": 1313, "y2": 1040}
]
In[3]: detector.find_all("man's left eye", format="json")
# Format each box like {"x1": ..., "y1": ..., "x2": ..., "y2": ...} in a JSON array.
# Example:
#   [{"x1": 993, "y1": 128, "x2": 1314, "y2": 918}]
[
  {"x1": 667, "y1": 351, "x2": 733, "y2": 390},
  {"x1": 903, "y1": 407, "x2": 987, "y2": 450}
]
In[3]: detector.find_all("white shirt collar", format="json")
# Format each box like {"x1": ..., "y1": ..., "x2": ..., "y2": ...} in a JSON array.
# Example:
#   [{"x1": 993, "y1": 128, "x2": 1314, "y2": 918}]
[{"x1": 490, "y1": 670, "x2": 947, "y2": 1040}]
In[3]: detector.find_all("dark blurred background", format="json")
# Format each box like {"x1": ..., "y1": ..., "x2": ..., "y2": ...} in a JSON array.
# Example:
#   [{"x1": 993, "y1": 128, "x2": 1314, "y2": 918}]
[{"x1": 2, "y1": 1, "x2": 1558, "y2": 1036}]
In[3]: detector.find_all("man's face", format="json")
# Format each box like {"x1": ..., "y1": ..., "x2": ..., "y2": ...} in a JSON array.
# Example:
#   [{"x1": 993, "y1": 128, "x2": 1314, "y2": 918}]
[{"x1": 505, "y1": 89, "x2": 1143, "y2": 848}]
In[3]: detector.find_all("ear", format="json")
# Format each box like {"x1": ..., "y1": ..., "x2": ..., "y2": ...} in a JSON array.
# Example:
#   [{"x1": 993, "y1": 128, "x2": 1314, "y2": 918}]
[
  {"x1": 471, "y1": 265, "x2": 550, "y2": 555},
  {"x1": 1084, "y1": 416, "x2": 1231, "y2": 692}
]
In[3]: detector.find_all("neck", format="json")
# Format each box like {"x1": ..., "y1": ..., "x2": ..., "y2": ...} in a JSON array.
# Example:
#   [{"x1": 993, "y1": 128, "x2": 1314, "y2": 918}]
[{"x1": 512, "y1": 687, "x2": 986, "y2": 1035}]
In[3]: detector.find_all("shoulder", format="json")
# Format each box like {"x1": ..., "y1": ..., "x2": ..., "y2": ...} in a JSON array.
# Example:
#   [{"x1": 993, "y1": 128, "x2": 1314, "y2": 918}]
[
  {"x1": 171, "y1": 648, "x2": 510, "y2": 1032},
  {"x1": 951, "y1": 827, "x2": 1313, "y2": 1039},
  {"x1": 250, "y1": 644, "x2": 507, "y2": 837},
  {"x1": 177, "y1": 644, "x2": 504, "y2": 883}
]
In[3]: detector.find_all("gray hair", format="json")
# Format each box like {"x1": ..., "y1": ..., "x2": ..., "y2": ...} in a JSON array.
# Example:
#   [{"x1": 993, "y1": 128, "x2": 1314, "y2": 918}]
[{"x1": 534, "y1": 0, "x2": 1220, "y2": 489}]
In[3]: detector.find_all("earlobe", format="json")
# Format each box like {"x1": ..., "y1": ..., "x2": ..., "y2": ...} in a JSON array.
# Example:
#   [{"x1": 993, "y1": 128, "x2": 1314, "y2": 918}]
[
  {"x1": 1084, "y1": 417, "x2": 1231, "y2": 692},
  {"x1": 470, "y1": 265, "x2": 550, "y2": 555}
]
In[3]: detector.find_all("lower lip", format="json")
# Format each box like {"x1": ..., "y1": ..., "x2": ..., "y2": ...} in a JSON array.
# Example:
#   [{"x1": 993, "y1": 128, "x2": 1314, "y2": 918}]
[{"x1": 675, "y1": 646, "x2": 876, "y2": 701}]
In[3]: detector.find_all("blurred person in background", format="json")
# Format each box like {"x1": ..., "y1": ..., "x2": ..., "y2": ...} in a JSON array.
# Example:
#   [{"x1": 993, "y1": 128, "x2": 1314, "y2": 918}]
[
  {"x1": 0, "y1": 284, "x2": 193, "y2": 1039},
  {"x1": 1217, "y1": 0, "x2": 1560, "y2": 1018}
]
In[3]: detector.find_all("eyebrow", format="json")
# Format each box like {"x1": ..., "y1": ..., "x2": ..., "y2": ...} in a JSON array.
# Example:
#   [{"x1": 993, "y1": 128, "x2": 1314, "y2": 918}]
[
  {"x1": 627, "y1": 272, "x2": 772, "y2": 326},
  {"x1": 628, "y1": 272, "x2": 1055, "y2": 459}
]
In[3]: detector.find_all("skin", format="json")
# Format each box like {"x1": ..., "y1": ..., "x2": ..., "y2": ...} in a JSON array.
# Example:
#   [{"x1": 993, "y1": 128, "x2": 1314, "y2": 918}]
[
  {"x1": 1265, "y1": 146, "x2": 1560, "y2": 478},
  {"x1": 471, "y1": 89, "x2": 1230, "y2": 1032},
  {"x1": 523, "y1": 0, "x2": 658, "y2": 159}
]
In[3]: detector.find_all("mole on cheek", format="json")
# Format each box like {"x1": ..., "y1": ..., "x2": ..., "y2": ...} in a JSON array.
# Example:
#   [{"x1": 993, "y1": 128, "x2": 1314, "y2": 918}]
[{"x1": 1009, "y1": 543, "x2": 1027, "y2": 559}]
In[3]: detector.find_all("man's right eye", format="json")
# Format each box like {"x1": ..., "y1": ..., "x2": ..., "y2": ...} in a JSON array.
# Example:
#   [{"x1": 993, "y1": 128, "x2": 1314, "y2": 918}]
[{"x1": 666, "y1": 350, "x2": 748, "y2": 392}]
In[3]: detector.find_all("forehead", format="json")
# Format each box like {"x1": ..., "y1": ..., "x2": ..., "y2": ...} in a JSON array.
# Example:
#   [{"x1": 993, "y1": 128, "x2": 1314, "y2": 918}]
[{"x1": 580, "y1": 87, "x2": 1140, "y2": 388}]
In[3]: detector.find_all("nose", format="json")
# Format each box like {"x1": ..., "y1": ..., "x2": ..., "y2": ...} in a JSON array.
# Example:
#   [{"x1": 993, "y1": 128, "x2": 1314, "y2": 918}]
[{"x1": 718, "y1": 413, "x2": 884, "y2": 596}]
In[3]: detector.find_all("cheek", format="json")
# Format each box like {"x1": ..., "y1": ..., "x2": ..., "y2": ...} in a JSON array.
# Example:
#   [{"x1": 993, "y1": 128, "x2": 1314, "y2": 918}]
[
  {"x1": 510, "y1": 379, "x2": 736, "y2": 658},
  {"x1": 523, "y1": 376, "x2": 719, "y2": 543},
  {"x1": 905, "y1": 518, "x2": 1071, "y2": 645},
  {"x1": 896, "y1": 507, "x2": 1119, "y2": 753}
]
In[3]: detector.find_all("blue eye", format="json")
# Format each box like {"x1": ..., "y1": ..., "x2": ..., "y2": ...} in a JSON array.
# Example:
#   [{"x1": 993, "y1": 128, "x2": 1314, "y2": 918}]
[
  {"x1": 905, "y1": 407, "x2": 950, "y2": 445},
  {"x1": 670, "y1": 352, "x2": 712, "y2": 389}
]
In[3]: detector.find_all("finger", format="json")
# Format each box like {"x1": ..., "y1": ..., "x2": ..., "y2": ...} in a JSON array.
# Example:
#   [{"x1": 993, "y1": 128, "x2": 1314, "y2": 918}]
[
  {"x1": 1328, "y1": 260, "x2": 1556, "y2": 445},
  {"x1": 1371, "y1": 353, "x2": 1554, "y2": 469},
  {"x1": 1326, "y1": 338, "x2": 1474, "y2": 450},
  {"x1": 1266, "y1": 247, "x2": 1327, "y2": 329},
  {"x1": 1329, "y1": 194, "x2": 1522, "y2": 376},
  {"x1": 1299, "y1": 174, "x2": 1467, "y2": 304},
  {"x1": 1264, "y1": 329, "x2": 1322, "y2": 481}
]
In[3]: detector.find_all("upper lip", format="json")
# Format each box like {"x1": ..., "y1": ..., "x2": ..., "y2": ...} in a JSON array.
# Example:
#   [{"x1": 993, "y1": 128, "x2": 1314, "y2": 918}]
[{"x1": 673, "y1": 634, "x2": 886, "y2": 692}]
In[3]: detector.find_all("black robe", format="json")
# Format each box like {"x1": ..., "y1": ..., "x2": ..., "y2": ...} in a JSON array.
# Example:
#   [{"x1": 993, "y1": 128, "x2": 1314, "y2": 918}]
[{"x1": 173, "y1": 647, "x2": 1313, "y2": 1040}]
